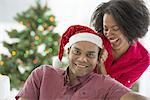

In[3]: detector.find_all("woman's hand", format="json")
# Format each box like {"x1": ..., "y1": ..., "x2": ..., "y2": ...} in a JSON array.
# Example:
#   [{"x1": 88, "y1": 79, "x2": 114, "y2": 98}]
[{"x1": 98, "y1": 46, "x2": 108, "y2": 75}]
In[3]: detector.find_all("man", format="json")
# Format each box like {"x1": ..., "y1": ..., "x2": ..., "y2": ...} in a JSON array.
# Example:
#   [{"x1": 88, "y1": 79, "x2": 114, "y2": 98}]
[{"x1": 16, "y1": 25, "x2": 149, "y2": 100}]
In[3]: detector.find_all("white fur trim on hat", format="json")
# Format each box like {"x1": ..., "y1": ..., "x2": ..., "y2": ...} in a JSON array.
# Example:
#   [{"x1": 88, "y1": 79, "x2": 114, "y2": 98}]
[
  {"x1": 52, "y1": 56, "x2": 62, "y2": 68},
  {"x1": 66, "y1": 33, "x2": 103, "y2": 49}
]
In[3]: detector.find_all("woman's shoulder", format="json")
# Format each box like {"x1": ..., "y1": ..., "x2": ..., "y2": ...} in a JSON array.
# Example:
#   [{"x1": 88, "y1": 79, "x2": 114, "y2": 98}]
[{"x1": 131, "y1": 41, "x2": 149, "y2": 54}]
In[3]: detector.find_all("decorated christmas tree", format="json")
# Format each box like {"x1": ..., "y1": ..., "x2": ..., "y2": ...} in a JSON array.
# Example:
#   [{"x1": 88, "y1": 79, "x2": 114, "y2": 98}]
[{"x1": 0, "y1": 1, "x2": 60, "y2": 89}]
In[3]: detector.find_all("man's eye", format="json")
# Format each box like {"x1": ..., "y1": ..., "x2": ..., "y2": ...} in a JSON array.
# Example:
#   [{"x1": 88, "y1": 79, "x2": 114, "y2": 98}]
[
  {"x1": 87, "y1": 53, "x2": 96, "y2": 58},
  {"x1": 73, "y1": 50, "x2": 80, "y2": 55}
]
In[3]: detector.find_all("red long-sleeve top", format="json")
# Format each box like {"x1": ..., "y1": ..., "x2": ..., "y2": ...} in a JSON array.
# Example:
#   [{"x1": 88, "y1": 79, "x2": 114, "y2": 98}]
[{"x1": 105, "y1": 41, "x2": 150, "y2": 88}]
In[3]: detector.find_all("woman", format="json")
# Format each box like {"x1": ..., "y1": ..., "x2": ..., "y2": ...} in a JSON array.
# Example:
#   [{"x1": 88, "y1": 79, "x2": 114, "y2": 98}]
[{"x1": 90, "y1": 0, "x2": 150, "y2": 88}]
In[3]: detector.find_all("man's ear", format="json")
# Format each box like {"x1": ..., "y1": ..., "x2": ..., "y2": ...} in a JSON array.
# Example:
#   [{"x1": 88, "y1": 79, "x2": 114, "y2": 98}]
[
  {"x1": 97, "y1": 48, "x2": 102, "y2": 61},
  {"x1": 67, "y1": 48, "x2": 70, "y2": 54}
]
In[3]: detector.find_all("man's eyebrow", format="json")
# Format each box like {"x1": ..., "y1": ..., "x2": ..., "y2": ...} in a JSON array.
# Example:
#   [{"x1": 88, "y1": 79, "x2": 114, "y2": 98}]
[
  {"x1": 87, "y1": 51, "x2": 97, "y2": 54},
  {"x1": 74, "y1": 47, "x2": 96, "y2": 53},
  {"x1": 73, "y1": 47, "x2": 80, "y2": 50}
]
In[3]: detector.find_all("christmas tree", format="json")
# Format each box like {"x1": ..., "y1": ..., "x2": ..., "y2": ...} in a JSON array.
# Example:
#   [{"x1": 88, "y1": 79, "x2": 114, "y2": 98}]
[{"x1": 0, "y1": 1, "x2": 60, "y2": 89}]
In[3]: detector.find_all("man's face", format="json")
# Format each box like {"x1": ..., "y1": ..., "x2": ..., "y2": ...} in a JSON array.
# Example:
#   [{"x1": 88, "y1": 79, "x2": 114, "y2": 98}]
[{"x1": 68, "y1": 41, "x2": 99, "y2": 77}]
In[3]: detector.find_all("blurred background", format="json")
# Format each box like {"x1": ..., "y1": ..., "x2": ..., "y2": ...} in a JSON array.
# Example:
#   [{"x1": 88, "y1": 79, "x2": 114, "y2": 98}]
[{"x1": 0, "y1": 0, "x2": 150, "y2": 99}]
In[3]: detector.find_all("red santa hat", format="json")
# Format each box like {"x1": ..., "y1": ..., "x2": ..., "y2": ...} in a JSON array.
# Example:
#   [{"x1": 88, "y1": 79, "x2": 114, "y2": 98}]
[{"x1": 53, "y1": 25, "x2": 113, "y2": 69}]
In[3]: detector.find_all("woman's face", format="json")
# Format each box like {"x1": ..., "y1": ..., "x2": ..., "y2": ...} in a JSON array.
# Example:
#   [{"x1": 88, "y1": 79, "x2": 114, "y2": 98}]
[{"x1": 103, "y1": 13, "x2": 130, "y2": 51}]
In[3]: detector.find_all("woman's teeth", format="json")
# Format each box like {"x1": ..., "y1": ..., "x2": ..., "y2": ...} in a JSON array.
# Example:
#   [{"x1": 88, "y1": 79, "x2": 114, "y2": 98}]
[{"x1": 110, "y1": 38, "x2": 119, "y2": 43}]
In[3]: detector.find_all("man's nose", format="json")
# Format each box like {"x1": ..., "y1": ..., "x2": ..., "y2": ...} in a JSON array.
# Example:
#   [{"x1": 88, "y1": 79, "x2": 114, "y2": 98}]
[{"x1": 78, "y1": 56, "x2": 88, "y2": 62}]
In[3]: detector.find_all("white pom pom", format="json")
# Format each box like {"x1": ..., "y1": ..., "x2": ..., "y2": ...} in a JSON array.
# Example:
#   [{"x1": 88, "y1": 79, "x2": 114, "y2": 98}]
[{"x1": 52, "y1": 56, "x2": 62, "y2": 68}]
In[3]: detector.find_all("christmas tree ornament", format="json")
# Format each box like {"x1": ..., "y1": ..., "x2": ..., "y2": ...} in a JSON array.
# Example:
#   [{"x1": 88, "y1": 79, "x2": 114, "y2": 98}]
[
  {"x1": 29, "y1": 50, "x2": 34, "y2": 54},
  {"x1": 48, "y1": 25, "x2": 54, "y2": 31},
  {"x1": 33, "y1": 59, "x2": 38, "y2": 64},
  {"x1": 42, "y1": 30, "x2": 49, "y2": 35},
  {"x1": 34, "y1": 41, "x2": 39, "y2": 45},
  {"x1": 11, "y1": 50, "x2": 17, "y2": 56},
  {"x1": 37, "y1": 18, "x2": 42, "y2": 24},
  {"x1": 37, "y1": 25, "x2": 44, "y2": 31},
  {"x1": 43, "y1": 23, "x2": 47, "y2": 28},
  {"x1": 34, "y1": 35, "x2": 40, "y2": 40},
  {"x1": 49, "y1": 48, "x2": 53, "y2": 53},
  {"x1": 0, "y1": 61, "x2": 4, "y2": 66},
  {"x1": 30, "y1": 31, "x2": 35, "y2": 37},
  {"x1": 48, "y1": 37, "x2": 53, "y2": 42},
  {"x1": 18, "y1": 65, "x2": 26, "y2": 74},
  {"x1": 45, "y1": 49, "x2": 49, "y2": 54},
  {"x1": 49, "y1": 16, "x2": 55, "y2": 22}
]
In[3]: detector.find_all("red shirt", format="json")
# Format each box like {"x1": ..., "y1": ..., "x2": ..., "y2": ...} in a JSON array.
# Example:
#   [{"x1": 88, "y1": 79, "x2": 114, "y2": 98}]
[
  {"x1": 16, "y1": 65, "x2": 129, "y2": 100},
  {"x1": 105, "y1": 41, "x2": 150, "y2": 87}
]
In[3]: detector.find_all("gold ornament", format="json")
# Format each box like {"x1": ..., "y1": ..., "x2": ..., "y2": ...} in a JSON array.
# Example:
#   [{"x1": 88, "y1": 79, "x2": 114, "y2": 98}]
[
  {"x1": 11, "y1": 50, "x2": 17, "y2": 56},
  {"x1": 0, "y1": 61, "x2": 4, "y2": 66},
  {"x1": 26, "y1": 50, "x2": 29, "y2": 54},
  {"x1": 34, "y1": 35, "x2": 40, "y2": 40},
  {"x1": 49, "y1": 16, "x2": 55, "y2": 22},
  {"x1": 45, "y1": 49, "x2": 49, "y2": 54}
]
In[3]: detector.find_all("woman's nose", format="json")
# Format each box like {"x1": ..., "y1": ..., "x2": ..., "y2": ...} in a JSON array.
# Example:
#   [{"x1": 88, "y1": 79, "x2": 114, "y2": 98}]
[{"x1": 104, "y1": 29, "x2": 111, "y2": 38}]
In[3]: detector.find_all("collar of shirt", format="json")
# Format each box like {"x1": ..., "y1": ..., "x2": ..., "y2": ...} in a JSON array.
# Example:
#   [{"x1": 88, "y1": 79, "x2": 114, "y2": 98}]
[{"x1": 63, "y1": 67, "x2": 94, "y2": 88}]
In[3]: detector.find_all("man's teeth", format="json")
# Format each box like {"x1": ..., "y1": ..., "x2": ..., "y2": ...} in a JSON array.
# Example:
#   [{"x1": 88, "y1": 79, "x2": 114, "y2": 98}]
[{"x1": 76, "y1": 64, "x2": 87, "y2": 68}]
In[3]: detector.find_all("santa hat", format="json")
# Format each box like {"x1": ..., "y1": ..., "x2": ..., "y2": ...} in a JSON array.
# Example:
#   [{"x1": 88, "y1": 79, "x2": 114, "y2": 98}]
[{"x1": 53, "y1": 25, "x2": 113, "y2": 69}]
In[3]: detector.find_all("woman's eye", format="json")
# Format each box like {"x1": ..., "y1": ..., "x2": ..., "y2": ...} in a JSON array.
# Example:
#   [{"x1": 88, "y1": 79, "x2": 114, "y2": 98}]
[
  {"x1": 112, "y1": 27, "x2": 120, "y2": 31},
  {"x1": 104, "y1": 28, "x2": 108, "y2": 32}
]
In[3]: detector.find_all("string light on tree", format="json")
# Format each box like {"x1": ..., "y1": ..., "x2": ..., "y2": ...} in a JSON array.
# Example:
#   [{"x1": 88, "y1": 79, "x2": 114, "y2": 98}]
[
  {"x1": 37, "y1": 25, "x2": 44, "y2": 31},
  {"x1": 43, "y1": 23, "x2": 47, "y2": 28},
  {"x1": 25, "y1": 50, "x2": 29, "y2": 55},
  {"x1": 42, "y1": 30, "x2": 49, "y2": 35},
  {"x1": 16, "y1": 59, "x2": 23, "y2": 65},
  {"x1": 45, "y1": 49, "x2": 49, "y2": 54},
  {"x1": 30, "y1": 31, "x2": 36, "y2": 37},
  {"x1": 29, "y1": 50, "x2": 34, "y2": 54},
  {"x1": 31, "y1": 42, "x2": 35, "y2": 47},
  {"x1": 27, "y1": 21, "x2": 31, "y2": 27},
  {"x1": 34, "y1": 35, "x2": 40, "y2": 40},
  {"x1": 0, "y1": 61, "x2": 4, "y2": 66},
  {"x1": 37, "y1": 18, "x2": 42, "y2": 24},
  {"x1": 33, "y1": 58, "x2": 38, "y2": 64},
  {"x1": 49, "y1": 48, "x2": 53, "y2": 53},
  {"x1": 49, "y1": 16, "x2": 55, "y2": 22},
  {"x1": 11, "y1": 50, "x2": 17, "y2": 56},
  {"x1": 48, "y1": 25, "x2": 54, "y2": 31}
]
